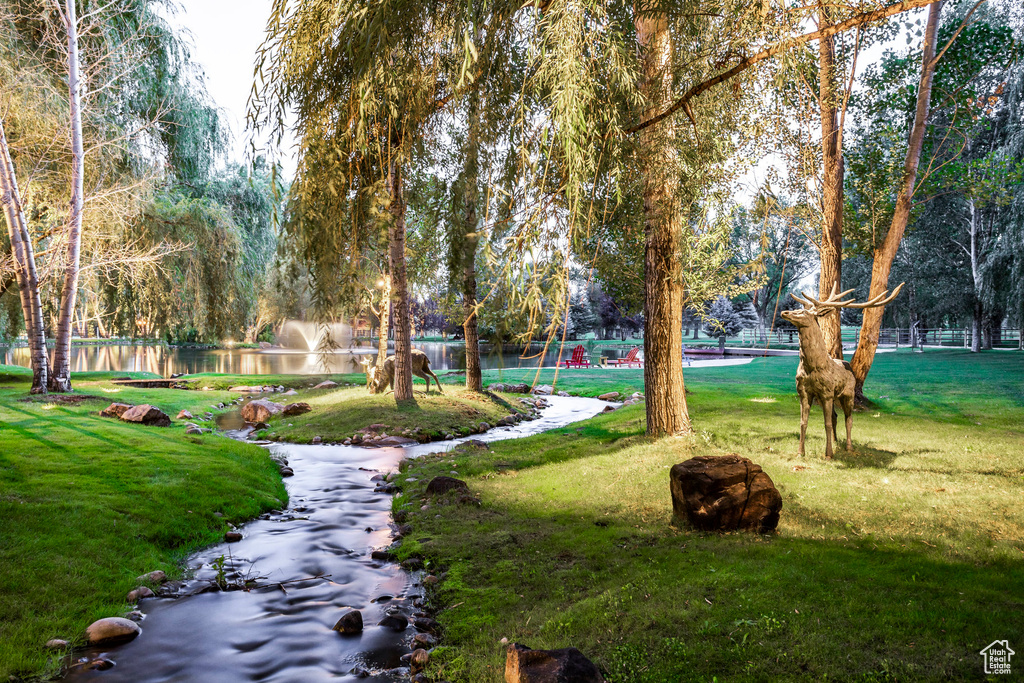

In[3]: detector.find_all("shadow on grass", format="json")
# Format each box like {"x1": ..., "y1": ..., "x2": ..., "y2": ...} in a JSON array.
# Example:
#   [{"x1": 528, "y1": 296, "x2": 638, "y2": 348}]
[
  {"x1": 414, "y1": 493, "x2": 1024, "y2": 682},
  {"x1": 830, "y1": 443, "x2": 901, "y2": 468}
]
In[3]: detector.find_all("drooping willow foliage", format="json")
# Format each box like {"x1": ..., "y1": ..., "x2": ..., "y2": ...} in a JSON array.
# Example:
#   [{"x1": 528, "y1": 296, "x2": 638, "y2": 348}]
[{"x1": 0, "y1": 1, "x2": 282, "y2": 344}]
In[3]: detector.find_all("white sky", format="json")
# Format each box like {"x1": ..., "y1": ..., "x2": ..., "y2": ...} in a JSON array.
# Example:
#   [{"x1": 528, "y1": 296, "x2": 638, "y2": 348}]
[{"x1": 172, "y1": 0, "x2": 296, "y2": 176}]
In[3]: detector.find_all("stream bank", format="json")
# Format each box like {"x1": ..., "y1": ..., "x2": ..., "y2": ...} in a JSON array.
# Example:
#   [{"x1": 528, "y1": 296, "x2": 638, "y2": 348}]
[{"x1": 61, "y1": 397, "x2": 608, "y2": 682}]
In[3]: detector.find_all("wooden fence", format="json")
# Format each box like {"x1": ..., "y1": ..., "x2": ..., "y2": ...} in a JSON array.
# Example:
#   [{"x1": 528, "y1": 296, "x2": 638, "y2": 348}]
[{"x1": 739, "y1": 328, "x2": 1023, "y2": 349}]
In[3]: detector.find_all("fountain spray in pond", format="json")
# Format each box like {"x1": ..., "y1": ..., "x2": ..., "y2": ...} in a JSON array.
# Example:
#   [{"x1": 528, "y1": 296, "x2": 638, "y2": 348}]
[{"x1": 277, "y1": 320, "x2": 354, "y2": 353}]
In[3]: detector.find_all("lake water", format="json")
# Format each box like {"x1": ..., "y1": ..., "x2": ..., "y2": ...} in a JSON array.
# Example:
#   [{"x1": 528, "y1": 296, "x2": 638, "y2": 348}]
[{"x1": 0, "y1": 341, "x2": 642, "y2": 377}]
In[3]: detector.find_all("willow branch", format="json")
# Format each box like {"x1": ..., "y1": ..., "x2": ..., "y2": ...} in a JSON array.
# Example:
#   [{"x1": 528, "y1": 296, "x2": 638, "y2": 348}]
[{"x1": 624, "y1": 0, "x2": 944, "y2": 135}]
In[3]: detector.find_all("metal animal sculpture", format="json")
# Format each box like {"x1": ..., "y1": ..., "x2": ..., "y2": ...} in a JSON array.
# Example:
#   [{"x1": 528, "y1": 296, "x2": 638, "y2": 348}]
[
  {"x1": 360, "y1": 349, "x2": 443, "y2": 394},
  {"x1": 780, "y1": 283, "x2": 903, "y2": 458}
]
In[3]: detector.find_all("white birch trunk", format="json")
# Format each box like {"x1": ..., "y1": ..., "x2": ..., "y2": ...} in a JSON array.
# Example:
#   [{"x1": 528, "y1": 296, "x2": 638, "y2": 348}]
[
  {"x1": 0, "y1": 118, "x2": 49, "y2": 393},
  {"x1": 50, "y1": 0, "x2": 85, "y2": 391}
]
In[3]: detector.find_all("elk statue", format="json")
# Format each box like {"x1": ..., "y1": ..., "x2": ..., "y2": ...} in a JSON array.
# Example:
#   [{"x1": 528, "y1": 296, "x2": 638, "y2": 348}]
[
  {"x1": 780, "y1": 283, "x2": 903, "y2": 458},
  {"x1": 360, "y1": 349, "x2": 444, "y2": 395}
]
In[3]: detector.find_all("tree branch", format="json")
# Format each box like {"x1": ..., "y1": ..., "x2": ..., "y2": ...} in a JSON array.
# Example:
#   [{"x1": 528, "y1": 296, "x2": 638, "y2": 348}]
[{"x1": 624, "y1": 0, "x2": 944, "y2": 135}]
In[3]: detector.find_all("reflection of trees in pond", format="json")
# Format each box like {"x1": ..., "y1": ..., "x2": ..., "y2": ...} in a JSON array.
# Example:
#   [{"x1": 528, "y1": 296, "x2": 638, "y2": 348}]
[{"x1": 3, "y1": 342, "x2": 643, "y2": 375}]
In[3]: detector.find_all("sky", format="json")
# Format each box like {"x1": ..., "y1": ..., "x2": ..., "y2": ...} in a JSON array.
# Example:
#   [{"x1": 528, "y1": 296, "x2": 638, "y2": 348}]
[{"x1": 172, "y1": 0, "x2": 296, "y2": 174}]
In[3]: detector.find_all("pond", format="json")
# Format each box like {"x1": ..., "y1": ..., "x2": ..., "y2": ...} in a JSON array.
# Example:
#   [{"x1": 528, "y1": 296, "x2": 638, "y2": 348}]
[{"x1": 0, "y1": 341, "x2": 642, "y2": 376}]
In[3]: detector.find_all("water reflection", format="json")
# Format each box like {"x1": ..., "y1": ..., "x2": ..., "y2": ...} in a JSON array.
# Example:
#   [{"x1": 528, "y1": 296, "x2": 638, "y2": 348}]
[{"x1": 1, "y1": 342, "x2": 638, "y2": 376}]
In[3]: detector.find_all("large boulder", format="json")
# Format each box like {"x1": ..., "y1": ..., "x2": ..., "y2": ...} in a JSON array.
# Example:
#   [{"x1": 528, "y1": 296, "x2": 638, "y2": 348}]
[
  {"x1": 505, "y1": 643, "x2": 604, "y2": 683},
  {"x1": 313, "y1": 380, "x2": 338, "y2": 390},
  {"x1": 100, "y1": 403, "x2": 134, "y2": 418},
  {"x1": 425, "y1": 476, "x2": 469, "y2": 497},
  {"x1": 85, "y1": 617, "x2": 141, "y2": 646},
  {"x1": 532, "y1": 385, "x2": 553, "y2": 396},
  {"x1": 669, "y1": 455, "x2": 782, "y2": 533},
  {"x1": 120, "y1": 404, "x2": 171, "y2": 427},
  {"x1": 282, "y1": 402, "x2": 312, "y2": 416},
  {"x1": 241, "y1": 399, "x2": 284, "y2": 423}
]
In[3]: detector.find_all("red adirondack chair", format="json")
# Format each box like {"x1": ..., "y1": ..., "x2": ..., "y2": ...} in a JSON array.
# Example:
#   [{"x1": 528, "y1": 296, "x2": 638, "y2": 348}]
[
  {"x1": 608, "y1": 347, "x2": 643, "y2": 368},
  {"x1": 558, "y1": 344, "x2": 591, "y2": 368}
]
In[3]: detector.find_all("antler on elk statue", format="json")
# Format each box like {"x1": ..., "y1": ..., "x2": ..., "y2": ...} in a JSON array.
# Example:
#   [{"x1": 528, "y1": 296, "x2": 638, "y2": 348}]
[{"x1": 780, "y1": 282, "x2": 903, "y2": 458}]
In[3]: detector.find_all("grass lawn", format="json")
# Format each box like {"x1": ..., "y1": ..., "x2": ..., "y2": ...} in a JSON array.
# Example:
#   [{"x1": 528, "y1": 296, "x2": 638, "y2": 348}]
[
  {"x1": 395, "y1": 350, "x2": 1024, "y2": 682},
  {"x1": 0, "y1": 367, "x2": 287, "y2": 680}
]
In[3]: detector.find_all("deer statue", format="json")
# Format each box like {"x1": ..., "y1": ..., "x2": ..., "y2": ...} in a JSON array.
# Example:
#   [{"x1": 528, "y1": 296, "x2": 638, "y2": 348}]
[
  {"x1": 359, "y1": 349, "x2": 443, "y2": 394},
  {"x1": 780, "y1": 283, "x2": 903, "y2": 458}
]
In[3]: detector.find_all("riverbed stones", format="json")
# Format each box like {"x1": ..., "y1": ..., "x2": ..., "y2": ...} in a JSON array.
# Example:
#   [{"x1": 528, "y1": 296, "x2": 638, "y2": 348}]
[
  {"x1": 504, "y1": 643, "x2": 604, "y2": 683},
  {"x1": 241, "y1": 399, "x2": 284, "y2": 423},
  {"x1": 121, "y1": 404, "x2": 172, "y2": 427},
  {"x1": 312, "y1": 436, "x2": 322, "y2": 444},
  {"x1": 377, "y1": 435, "x2": 418, "y2": 446},
  {"x1": 136, "y1": 570, "x2": 166, "y2": 584},
  {"x1": 410, "y1": 648, "x2": 430, "y2": 674},
  {"x1": 598, "y1": 391, "x2": 620, "y2": 401},
  {"x1": 532, "y1": 385, "x2": 553, "y2": 395},
  {"x1": 413, "y1": 617, "x2": 441, "y2": 634},
  {"x1": 669, "y1": 455, "x2": 782, "y2": 533},
  {"x1": 332, "y1": 609, "x2": 363, "y2": 635},
  {"x1": 85, "y1": 617, "x2": 141, "y2": 646},
  {"x1": 225, "y1": 531, "x2": 243, "y2": 543},
  {"x1": 282, "y1": 402, "x2": 311, "y2": 416},
  {"x1": 86, "y1": 658, "x2": 115, "y2": 671},
  {"x1": 413, "y1": 633, "x2": 437, "y2": 649},
  {"x1": 126, "y1": 586, "x2": 155, "y2": 603},
  {"x1": 378, "y1": 615, "x2": 408, "y2": 631},
  {"x1": 313, "y1": 380, "x2": 338, "y2": 390},
  {"x1": 425, "y1": 476, "x2": 469, "y2": 497},
  {"x1": 100, "y1": 402, "x2": 134, "y2": 418}
]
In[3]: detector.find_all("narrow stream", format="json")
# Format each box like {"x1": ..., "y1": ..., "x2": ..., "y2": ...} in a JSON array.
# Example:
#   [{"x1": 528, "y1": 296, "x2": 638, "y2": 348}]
[{"x1": 63, "y1": 397, "x2": 608, "y2": 682}]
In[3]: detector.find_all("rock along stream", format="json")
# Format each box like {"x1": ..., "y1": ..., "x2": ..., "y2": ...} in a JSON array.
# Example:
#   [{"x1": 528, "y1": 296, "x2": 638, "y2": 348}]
[{"x1": 62, "y1": 396, "x2": 608, "y2": 683}]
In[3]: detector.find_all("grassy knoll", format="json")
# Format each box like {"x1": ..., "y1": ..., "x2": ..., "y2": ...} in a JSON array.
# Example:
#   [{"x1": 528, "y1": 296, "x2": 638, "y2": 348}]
[
  {"x1": 0, "y1": 367, "x2": 287, "y2": 680},
  {"x1": 179, "y1": 372, "x2": 528, "y2": 444},
  {"x1": 257, "y1": 384, "x2": 526, "y2": 444},
  {"x1": 395, "y1": 350, "x2": 1024, "y2": 682}
]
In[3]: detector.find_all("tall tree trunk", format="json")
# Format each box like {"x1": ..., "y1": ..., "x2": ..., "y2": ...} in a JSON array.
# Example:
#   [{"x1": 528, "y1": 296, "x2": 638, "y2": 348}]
[
  {"x1": 0, "y1": 118, "x2": 49, "y2": 393},
  {"x1": 388, "y1": 159, "x2": 414, "y2": 402},
  {"x1": 818, "y1": 6, "x2": 845, "y2": 360},
  {"x1": 50, "y1": 0, "x2": 85, "y2": 392},
  {"x1": 376, "y1": 279, "x2": 391, "y2": 368},
  {"x1": 462, "y1": 90, "x2": 483, "y2": 393},
  {"x1": 850, "y1": 0, "x2": 942, "y2": 398},
  {"x1": 635, "y1": 5, "x2": 691, "y2": 436},
  {"x1": 968, "y1": 196, "x2": 982, "y2": 353}
]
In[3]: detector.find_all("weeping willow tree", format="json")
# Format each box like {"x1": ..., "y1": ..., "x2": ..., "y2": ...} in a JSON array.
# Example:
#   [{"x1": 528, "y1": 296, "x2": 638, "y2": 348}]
[{"x1": 253, "y1": 0, "x2": 524, "y2": 402}]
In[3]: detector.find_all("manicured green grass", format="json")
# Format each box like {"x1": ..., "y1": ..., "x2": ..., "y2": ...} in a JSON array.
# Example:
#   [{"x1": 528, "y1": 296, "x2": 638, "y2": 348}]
[
  {"x1": 395, "y1": 350, "x2": 1024, "y2": 682},
  {"x1": 0, "y1": 368, "x2": 288, "y2": 680},
  {"x1": 181, "y1": 370, "x2": 365, "y2": 391},
  {"x1": 447, "y1": 366, "x2": 647, "y2": 398}
]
